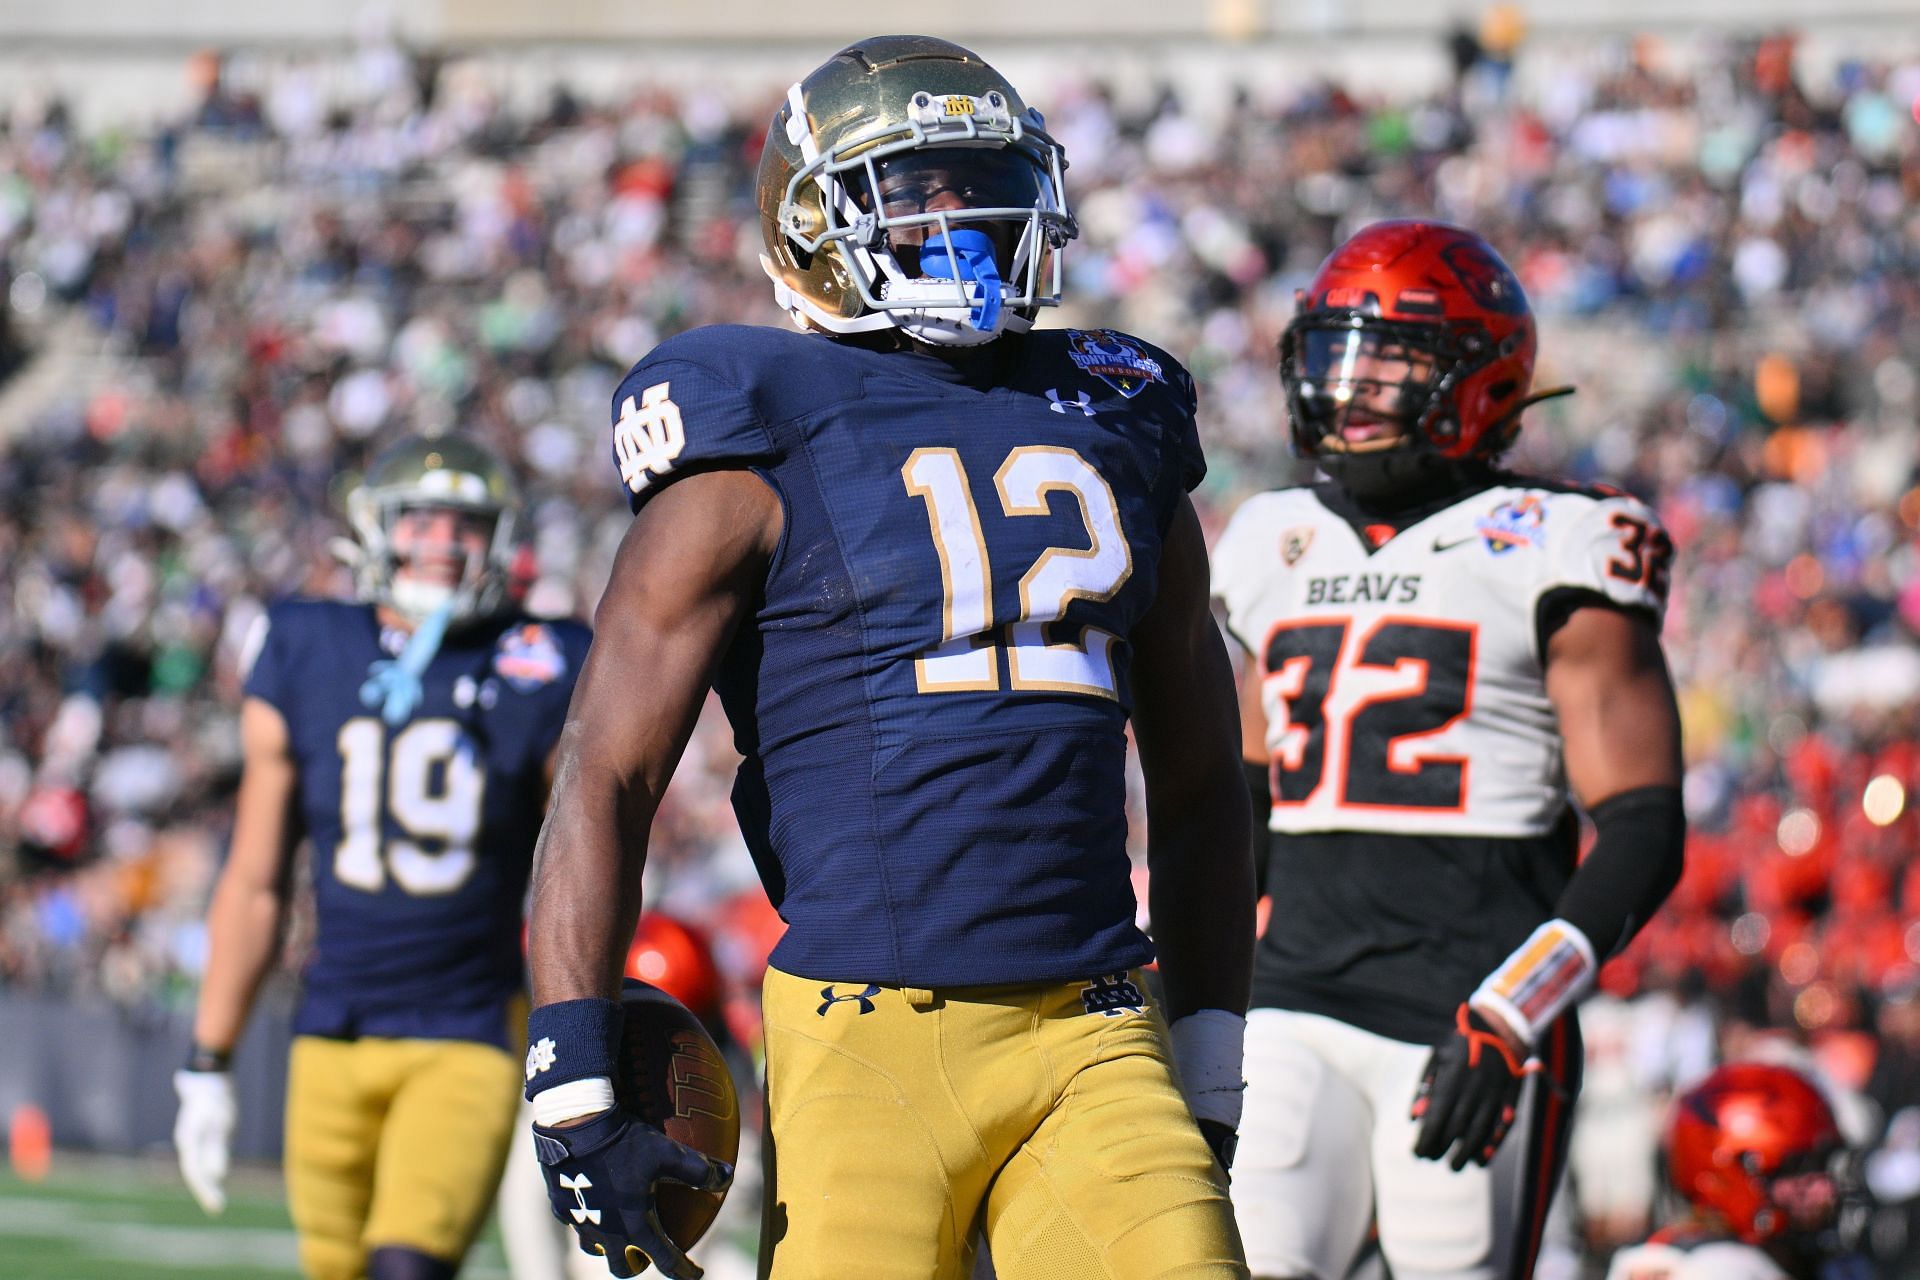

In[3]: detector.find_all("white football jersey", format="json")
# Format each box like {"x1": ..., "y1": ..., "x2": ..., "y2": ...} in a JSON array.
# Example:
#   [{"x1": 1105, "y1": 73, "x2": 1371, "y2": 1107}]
[
  {"x1": 1213, "y1": 478, "x2": 1670, "y2": 839},
  {"x1": 1606, "y1": 1239, "x2": 1789, "y2": 1280}
]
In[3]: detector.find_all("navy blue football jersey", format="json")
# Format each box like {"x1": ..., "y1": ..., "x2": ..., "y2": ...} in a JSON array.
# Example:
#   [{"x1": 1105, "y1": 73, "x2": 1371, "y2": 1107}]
[
  {"x1": 244, "y1": 600, "x2": 591, "y2": 1047},
  {"x1": 608, "y1": 325, "x2": 1206, "y2": 986}
]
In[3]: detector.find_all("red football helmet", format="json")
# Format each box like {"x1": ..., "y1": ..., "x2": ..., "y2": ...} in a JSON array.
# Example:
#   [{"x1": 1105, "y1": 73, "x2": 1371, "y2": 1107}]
[
  {"x1": 625, "y1": 912, "x2": 723, "y2": 1019},
  {"x1": 1281, "y1": 220, "x2": 1559, "y2": 499},
  {"x1": 1665, "y1": 1062, "x2": 1842, "y2": 1245}
]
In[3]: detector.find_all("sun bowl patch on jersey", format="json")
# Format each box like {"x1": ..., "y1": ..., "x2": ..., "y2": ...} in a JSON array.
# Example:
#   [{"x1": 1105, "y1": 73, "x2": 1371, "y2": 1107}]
[
  {"x1": 493, "y1": 623, "x2": 568, "y2": 691},
  {"x1": 1066, "y1": 329, "x2": 1166, "y2": 397},
  {"x1": 1475, "y1": 494, "x2": 1547, "y2": 554}
]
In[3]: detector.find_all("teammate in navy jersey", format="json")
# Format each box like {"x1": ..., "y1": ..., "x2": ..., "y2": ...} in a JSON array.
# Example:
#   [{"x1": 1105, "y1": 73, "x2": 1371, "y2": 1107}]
[
  {"x1": 174, "y1": 436, "x2": 590, "y2": 1280},
  {"x1": 1213, "y1": 221, "x2": 1686, "y2": 1280},
  {"x1": 518, "y1": 36, "x2": 1255, "y2": 1280}
]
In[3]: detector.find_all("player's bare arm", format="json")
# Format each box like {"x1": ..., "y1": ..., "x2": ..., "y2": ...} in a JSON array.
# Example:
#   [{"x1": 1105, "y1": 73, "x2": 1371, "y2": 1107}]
[
  {"x1": 175, "y1": 695, "x2": 300, "y2": 1215},
  {"x1": 192, "y1": 697, "x2": 302, "y2": 1053},
  {"x1": 1235, "y1": 649, "x2": 1274, "y2": 900},
  {"x1": 1134, "y1": 494, "x2": 1256, "y2": 1023},
  {"x1": 519, "y1": 469, "x2": 771, "y2": 1279},
  {"x1": 1546, "y1": 604, "x2": 1682, "y2": 810},
  {"x1": 1237, "y1": 658, "x2": 1268, "y2": 773},
  {"x1": 1132, "y1": 493, "x2": 1256, "y2": 1167},
  {"x1": 528, "y1": 468, "x2": 781, "y2": 1011}
]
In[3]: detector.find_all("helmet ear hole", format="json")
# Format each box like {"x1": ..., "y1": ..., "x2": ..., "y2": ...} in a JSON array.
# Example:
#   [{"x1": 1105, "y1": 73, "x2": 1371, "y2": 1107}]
[{"x1": 1488, "y1": 380, "x2": 1518, "y2": 403}]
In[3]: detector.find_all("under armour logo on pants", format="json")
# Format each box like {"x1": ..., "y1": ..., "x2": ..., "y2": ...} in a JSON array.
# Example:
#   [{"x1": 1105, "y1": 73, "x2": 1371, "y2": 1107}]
[{"x1": 817, "y1": 983, "x2": 883, "y2": 1016}]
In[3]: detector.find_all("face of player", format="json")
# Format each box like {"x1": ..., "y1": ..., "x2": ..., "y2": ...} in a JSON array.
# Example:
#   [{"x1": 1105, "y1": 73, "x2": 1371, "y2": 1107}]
[
  {"x1": 1297, "y1": 328, "x2": 1439, "y2": 453},
  {"x1": 857, "y1": 147, "x2": 1046, "y2": 276},
  {"x1": 1769, "y1": 1165, "x2": 1840, "y2": 1235},
  {"x1": 389, "y1": 505, "x2": 494, "y2": 593}
]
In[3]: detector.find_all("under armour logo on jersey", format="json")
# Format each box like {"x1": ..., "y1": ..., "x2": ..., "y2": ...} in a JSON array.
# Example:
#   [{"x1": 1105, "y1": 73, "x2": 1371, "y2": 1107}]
[
  {"x1": 817, "y1": 983, "x2": 883, "y2": 1017},
  {"x1": 1081, "y1": 973, "x2": 1147, "y2": 1017},
  {"x1": 526, "y1": 1037, "x2": 557, "y2": 1081},
  {"x1": 614, "y1": 381, "x2": 686, "y2": 495},
  {"x1": 558, "y1": 1172, "x2": 602, "y2": 1225},
  {"x1": 1047, "y1": 388, "x2": 1095, "y2": 416}
]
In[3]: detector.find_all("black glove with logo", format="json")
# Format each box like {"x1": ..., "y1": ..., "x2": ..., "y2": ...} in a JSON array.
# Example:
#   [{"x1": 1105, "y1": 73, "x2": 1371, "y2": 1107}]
[
  {"x1": 532, "y1": 1108, "x2": 733, "y2": 1279},
  {"x1": 1411, "y1": 1004, "x2": 1538, "y2": 1171}
]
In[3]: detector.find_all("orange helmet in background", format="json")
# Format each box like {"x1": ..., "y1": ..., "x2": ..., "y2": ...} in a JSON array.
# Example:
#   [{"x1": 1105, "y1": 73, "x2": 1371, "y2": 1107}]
[
  {"x1": 1281, "y1": 220, "x2": 1557, "y2": 501},
  {"x1": 625, "y1": 912, "x2": 723, "y2": 1018},
  {"x1": 1665, "y1": 1062, "x2": 1843, "y2": 1245}
]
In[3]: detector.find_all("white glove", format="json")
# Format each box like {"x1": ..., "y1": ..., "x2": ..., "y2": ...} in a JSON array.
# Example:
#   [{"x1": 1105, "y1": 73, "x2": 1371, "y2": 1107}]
[{"x1": 173, "y1": 1069, "x2": 236, "y2": 1215}]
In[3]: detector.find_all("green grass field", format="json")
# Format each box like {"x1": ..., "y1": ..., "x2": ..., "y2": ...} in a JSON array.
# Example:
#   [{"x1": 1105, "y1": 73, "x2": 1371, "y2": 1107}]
[{"x1": 0, "y1": 1153, "x2": 510, "y2": 1280}]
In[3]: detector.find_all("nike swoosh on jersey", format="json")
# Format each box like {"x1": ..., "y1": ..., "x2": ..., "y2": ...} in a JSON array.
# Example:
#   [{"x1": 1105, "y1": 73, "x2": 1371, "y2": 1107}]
[{"x1": 1431, "y1": 534, "x2": 1479, "y2": 552}]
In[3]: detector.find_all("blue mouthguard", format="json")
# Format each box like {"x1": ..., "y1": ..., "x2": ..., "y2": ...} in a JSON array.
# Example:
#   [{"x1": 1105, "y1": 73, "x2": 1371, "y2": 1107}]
[{"x1": 918, "y1": 230, "x2": 1003, "y2": 331}]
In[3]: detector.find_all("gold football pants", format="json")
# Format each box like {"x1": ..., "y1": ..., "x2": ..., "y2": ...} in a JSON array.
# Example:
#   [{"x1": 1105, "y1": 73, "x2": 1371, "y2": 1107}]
[
  {"x1": 284, "y1": 1030, "x2": 522, "y2": 1280},
  {"x1": 758, "y1": 965, "x2": 1247, "y2": 1279}
]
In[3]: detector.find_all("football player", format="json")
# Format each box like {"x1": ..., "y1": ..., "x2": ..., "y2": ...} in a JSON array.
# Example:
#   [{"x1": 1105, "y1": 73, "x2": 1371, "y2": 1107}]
[
  {"x1": 1608, "y1": 1063, "x2": 1849, "y2": 1280},
  {"x1": 519, "y1": 35, "x2": 1255, "y2": 1280},
  {"x1": 173, "y1": 436, "x2": 591, "y2": 1280},
  {"x1": 1212, "y1": 220, "x2": 1686, "y2": 1280}
]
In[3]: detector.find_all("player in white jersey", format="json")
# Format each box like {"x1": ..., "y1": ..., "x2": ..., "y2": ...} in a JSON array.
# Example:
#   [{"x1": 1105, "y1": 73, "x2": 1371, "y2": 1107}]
[
  {"x1": 1213, "y1": 220, "x2": 1687, "y2": 1280},
  {"x1": 1608, "y1": 1063, "x2": 1848, "y2": 1280}
]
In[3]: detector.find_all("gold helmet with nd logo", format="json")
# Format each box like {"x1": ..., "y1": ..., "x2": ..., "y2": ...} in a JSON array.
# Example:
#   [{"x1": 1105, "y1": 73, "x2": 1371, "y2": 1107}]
[
  {"x1": 756, "y1": 35, "x2": 1077, "y2": 347},
  {"x1": 343, "y1": 435, "x2": 522, "y2": 627}
]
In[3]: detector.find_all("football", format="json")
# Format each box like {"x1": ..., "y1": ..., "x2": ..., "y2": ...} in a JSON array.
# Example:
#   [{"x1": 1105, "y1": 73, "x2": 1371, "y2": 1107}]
[{"x1": 615, "y1": 977, "x2": 742, "y2": 1256}]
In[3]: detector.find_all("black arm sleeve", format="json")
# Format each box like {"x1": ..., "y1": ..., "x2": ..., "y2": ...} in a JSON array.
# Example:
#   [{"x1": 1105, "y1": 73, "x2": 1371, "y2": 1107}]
[
  {"x1": 1555, "y1": 784, "x2": 1685, "y2": 959},
  {"x1": 1243, "y1": 760, "x2": 1272, "y2": 901}
]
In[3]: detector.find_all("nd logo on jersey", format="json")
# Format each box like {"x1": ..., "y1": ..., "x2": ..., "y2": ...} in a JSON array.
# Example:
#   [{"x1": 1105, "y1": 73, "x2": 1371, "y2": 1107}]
[{"x1": 615, "y1": 381, "x2": 686, "y2": 495}]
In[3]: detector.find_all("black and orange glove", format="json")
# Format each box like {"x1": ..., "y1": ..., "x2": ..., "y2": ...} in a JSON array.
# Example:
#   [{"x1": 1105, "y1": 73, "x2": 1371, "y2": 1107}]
[{"x1": 1411, "y1": 1003, "x2": 1538, "y2": 1171}]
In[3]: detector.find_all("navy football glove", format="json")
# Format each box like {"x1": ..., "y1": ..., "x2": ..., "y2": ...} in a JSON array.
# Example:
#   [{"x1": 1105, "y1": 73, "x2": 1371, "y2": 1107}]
[
  {"x1": 532, "y1": 1108, "x2": 733, "y2": 1280},
  {"x1": 1411, "y1": 1004, "x2": 1539, "y2": 1171}
]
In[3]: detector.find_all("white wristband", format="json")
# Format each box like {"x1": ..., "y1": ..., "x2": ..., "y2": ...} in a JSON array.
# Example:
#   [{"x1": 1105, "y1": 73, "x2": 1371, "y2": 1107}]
[
  {"x1": 1168, "y1": 1009, "x2": 1247, "y2": 1130},
  {"x1": 531, "y1": 1076, "x2": 618, "y2": 1128},
  {"x1": 1470, "y1": 918, "x2": 1597, "y2": 1048}
]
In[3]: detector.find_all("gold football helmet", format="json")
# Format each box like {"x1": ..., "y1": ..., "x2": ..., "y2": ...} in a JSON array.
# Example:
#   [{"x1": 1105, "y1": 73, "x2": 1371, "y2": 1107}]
[
  {"x1": 756, "y1": 35, "x2": 1075, "y2": 346},
  {"x1": 342, "y1": 434, "x2": 521, "y2": 625}
]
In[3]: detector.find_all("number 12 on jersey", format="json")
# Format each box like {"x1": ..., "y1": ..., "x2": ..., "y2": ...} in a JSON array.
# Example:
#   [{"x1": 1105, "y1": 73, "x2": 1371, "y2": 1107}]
[{"x1": 903, "y1": 446, "x2": 1133, "y2": 700}]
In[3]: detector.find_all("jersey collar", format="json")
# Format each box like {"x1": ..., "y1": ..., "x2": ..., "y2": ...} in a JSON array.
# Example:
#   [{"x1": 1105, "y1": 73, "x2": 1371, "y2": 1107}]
[{"x1": 1311, "y1": 466, "x2": 1502, "y2": 554}]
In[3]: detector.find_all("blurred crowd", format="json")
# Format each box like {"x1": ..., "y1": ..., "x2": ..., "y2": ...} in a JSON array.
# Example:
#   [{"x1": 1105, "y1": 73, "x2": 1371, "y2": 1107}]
[{"x1": 2, "y1": 19, "x2": 1920, "y2": 1272}]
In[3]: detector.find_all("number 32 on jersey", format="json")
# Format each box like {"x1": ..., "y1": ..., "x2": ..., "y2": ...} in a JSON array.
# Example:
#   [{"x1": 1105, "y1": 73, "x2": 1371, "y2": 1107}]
[
  {"x1": 1264, "y1": 617, "x2": 1477, "y2": 812},
  {"x1": 904, "y1": 445, "x2": 1132, "y2": 700}
]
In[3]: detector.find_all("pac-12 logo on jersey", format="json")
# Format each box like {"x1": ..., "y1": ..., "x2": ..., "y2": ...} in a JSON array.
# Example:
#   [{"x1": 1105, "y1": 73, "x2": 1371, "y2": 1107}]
[
  {"x1": 1475, "y1": 495, "x2": 1546, "y2": 554},
  {"x1": 494, "y1": 624, "x2": 568, "y2": 691},
  {"x1": 1281, "y1": 527, "x2": 1314, "y2": 566},
  {"x1": 1065, "y1": 329, "x2": 1165, "y2": 398}
]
